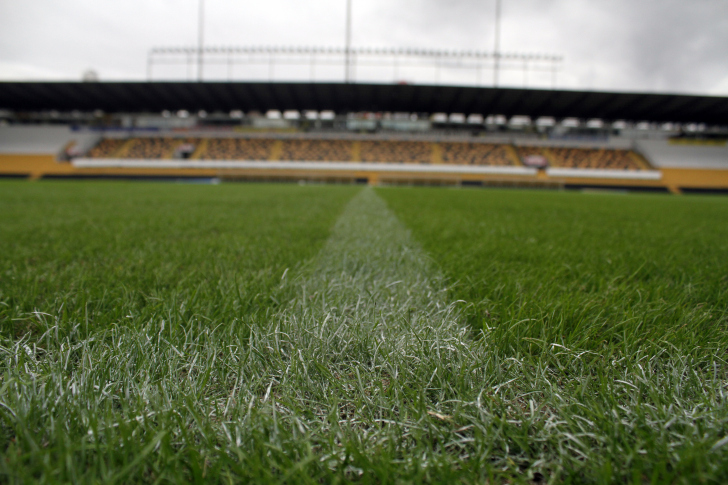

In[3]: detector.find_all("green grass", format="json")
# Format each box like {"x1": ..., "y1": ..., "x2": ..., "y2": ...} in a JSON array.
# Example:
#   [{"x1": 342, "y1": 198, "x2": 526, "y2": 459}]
[
  {"x1": 1, "y1": 181, "x2": 727, "y2": 484},
  {"x1": 380, "y1": 188, "x2": 728, "y2": 355},
  {"x1": 380, "y1": 187, "x2": 728, "y2": 483},
  {"x1": 0, "y1": 181, "x2": 356, "y2": 339},
  {"x1": 0, "y1": 181, "x2": 358, "y2": 482}
]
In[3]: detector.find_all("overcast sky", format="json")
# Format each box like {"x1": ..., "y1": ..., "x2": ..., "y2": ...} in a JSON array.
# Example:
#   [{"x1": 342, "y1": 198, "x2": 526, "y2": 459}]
[{"x1": 1, "y1": 0, "x2": 727, "y2": 95}]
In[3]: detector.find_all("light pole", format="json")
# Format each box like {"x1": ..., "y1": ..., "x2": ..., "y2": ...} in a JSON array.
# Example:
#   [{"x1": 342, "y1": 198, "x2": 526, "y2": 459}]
[
  {"x1": 345, "y1": 0, "x2": 352, "y2": 83},
  {"x1": 198, "y1": 0, "x2": 205, "y2": 82},
  {"x1": 493, "y1": 0, "x2": 501, "y2": 87}
]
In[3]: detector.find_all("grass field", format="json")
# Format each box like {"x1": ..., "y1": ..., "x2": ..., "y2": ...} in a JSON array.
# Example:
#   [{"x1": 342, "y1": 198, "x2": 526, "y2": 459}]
[{"x1": 1, "y1": 181, "x2": 727, "y2": 483}]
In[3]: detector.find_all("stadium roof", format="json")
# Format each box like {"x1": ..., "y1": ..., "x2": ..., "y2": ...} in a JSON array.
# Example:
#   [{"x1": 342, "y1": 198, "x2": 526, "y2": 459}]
[{"x1": 1, "y1": 82, "x2": 727, "y2": 124}]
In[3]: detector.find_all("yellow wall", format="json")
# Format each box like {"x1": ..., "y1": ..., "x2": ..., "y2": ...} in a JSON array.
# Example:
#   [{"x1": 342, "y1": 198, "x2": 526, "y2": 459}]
[{"x1": 661, "y1": 168, "x2": 728, "y2": 188}]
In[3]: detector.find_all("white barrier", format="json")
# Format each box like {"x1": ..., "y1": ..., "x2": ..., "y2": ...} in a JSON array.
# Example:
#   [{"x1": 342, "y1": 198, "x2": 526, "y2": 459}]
[
  {"x1": 546, "y1": 168, "x2": 662, "y2": 180},
  {"x1": 72, "y1": 158, "x2": 539, "y2": 176},
  {"x1": 515, "y1": 138, "x2": 634, "y2": 150}
]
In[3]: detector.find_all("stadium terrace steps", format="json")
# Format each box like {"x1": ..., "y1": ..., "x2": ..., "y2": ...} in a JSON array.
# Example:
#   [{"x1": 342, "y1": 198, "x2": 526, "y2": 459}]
[
  {"x1": 350, "y1": 140, "x2": 362, "y2": 162},
  {"x1": 190, "y1": 139, "x2": 208, "y2": 160},
  {"x1": 268, "y1": 140, "x2": 283, "y2": 161},
  {"x1": 541, "y1": 148, "x2": 558, "y2": 167},
  {"x1": 628, "y1": 150, "x2": 653, "y2": 170},
  {"x1": 431, "y1": 142, "x2": 443, "y2": 164},
  {"x1": 504, "y1": 145, "x2": 522, "y2": 166}
]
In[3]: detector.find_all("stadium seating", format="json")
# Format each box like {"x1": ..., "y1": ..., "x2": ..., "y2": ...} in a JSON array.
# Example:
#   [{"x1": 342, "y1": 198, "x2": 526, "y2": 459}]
[
  {"x1": 203, "y1": 138, "x2": 274, "y2": 160},
  {"x1": 279, "y1": 139, "x2": 353, "y2": 161},
  {"x1": 86, "y1": 138, "x2": 127, "y2": 158},
  {"x1": 514, "y1": 146, "x2": 548, "y2": 163},
  {"x1": 360, "y1": 141, "x2": 432, "y2": 164},
  {"x1": 515, "y1": 145, "x2": 645, "y2": 170},
  {"x1": 83, "y1": 137, "x2": 650, "y2": 170},
  {"x1": 123, "y1": 137, "x2": 190, "y2": 159},
  {"x1": 440, "y1": 142, "x2": 516, "y2": 166},
  {"x1": 549, "y1": 147, "x2": 643, "y2": 170}
]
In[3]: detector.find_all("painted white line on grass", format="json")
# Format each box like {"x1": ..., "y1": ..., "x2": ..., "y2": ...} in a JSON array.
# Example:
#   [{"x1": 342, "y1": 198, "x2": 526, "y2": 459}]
[
  {"x1": 250, "y1": 187, "x2": 475, "y2": 419},
  {"x1": 289, "y1": 186, "x2": 467, "y2": 343}
]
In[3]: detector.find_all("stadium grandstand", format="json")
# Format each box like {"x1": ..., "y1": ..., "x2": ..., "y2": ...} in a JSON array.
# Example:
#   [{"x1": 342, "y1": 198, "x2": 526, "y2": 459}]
[{"x1": 1, "y1": 81, "x2": 727, "y2": 193}]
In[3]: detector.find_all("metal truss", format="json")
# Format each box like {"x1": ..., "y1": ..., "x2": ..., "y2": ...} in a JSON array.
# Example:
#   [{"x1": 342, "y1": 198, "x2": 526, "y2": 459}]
[{"x1": 147, "y1": 46, "x2": 563, "y2": 88}]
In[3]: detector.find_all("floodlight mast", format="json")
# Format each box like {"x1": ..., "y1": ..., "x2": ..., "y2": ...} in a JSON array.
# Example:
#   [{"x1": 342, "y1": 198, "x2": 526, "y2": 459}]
[
  {"x1": 345, "y1": 0, "x2": 352, "y2": 83},
  {"x1": 494, "y1": 0, "x2": 501, "y2": 87},
  {"x1": 198, "y1": 0, "x2": 205, "y2": 81}
]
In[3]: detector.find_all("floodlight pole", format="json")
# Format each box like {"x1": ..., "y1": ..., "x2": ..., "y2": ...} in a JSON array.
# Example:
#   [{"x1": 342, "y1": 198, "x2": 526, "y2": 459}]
[
  {"x1": 345, "y1": 0, "x2": 352, "y2": 83},
  {"x1": 198, "y1": 0, "x2": 205, "y2": 82},
  {"x1": 147, "y1": 50, "x2": 153, "y2": 81},
  {"x1": 493, "y1": 0, "x2": 501, "y2": 87}
]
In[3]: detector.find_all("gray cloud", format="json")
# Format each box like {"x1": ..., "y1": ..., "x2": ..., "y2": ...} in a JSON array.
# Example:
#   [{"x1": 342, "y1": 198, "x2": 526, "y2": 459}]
[{"x1": 0, "y1": 0, "x2": 726, "y2": 94}]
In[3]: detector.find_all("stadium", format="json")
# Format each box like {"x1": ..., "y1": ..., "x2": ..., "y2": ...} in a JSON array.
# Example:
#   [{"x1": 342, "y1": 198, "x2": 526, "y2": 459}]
[
  {"x1": 1, "y1": 81, "x2": 728, "y2": 192},
  {"x1": 1, "y1": 1, "x2": 728, "y2": 483}
]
